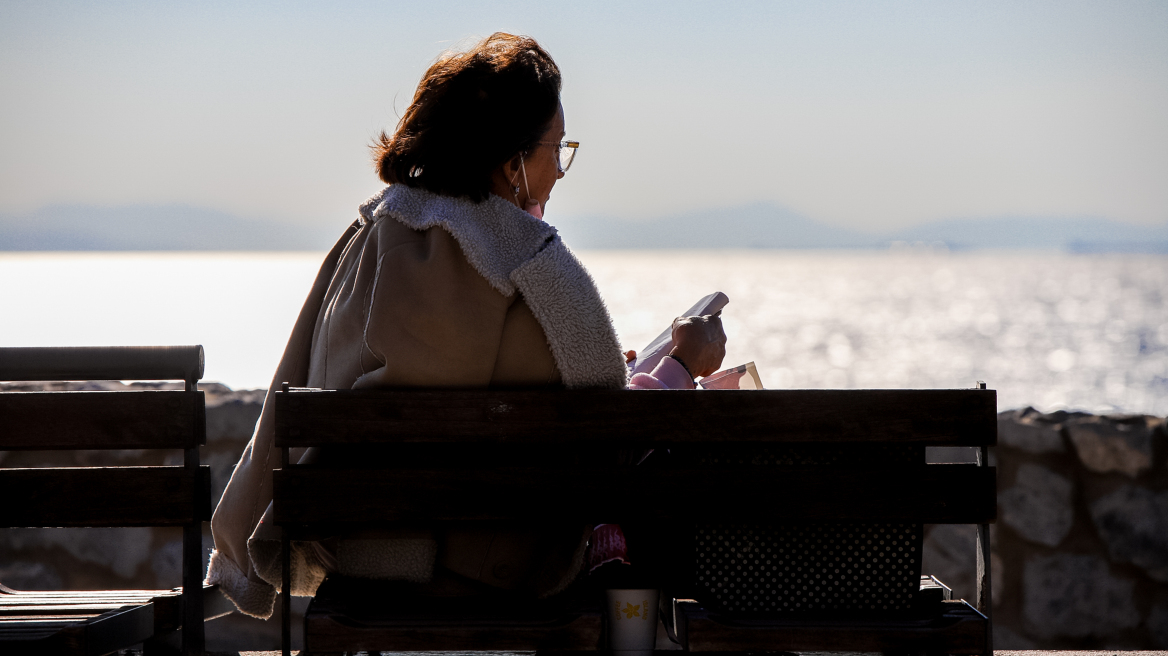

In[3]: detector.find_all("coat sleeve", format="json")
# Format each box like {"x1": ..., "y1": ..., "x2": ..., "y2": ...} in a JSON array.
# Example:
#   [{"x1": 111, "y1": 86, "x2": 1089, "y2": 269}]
[
  {"x1": 353, "y1": 226, "x2": 514, "y2": 388},
  {"x1": 207, "y1": 220, "x2": 362, "y2": 619}
]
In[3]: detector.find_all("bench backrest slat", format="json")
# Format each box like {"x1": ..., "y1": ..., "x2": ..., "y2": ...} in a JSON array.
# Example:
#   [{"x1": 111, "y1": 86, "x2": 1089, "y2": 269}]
[
  {"x1": 274, "y1": 464, "x2": 995, "y2": 527},
  {"x1": 0, "y1": 345, "x2": 204, "y2": 383},
  {"x1": 274, "y1": 388, "x2": 997, "y2": 447},
  {"x1": 0, "y1": 391, "x2": 205, "y2": 450},
  {"x1": 0, "y1": 467, "x2": 212, "y2": 528}
]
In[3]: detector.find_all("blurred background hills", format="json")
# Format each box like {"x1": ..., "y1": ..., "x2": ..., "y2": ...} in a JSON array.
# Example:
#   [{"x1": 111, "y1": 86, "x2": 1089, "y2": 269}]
[{"x1": 3, "y1": 202, "x2": 1165, "y2": 252}]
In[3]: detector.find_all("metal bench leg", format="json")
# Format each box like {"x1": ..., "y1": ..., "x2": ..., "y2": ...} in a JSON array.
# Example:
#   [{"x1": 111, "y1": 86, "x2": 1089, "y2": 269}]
[
  {"x1": 183, "y1": 375, "x2": 205, "y2": 656},
  {"x1": 282, "y1": 528, "x2": 291, "y2": 656},
  {"x1": 182, "y1": 520, "x2": 204, "y2": 656},
  {"x1": 977, "y1": 440, "x2": 993, "y2": 656},
  {"x1": 282, "y1": 437, "x2": 292, "y2": 656}
]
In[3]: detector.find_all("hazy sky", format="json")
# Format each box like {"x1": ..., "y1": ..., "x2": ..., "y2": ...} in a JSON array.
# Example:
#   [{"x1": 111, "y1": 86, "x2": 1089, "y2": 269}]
[{"x1": 1, "y1": 1, "x2": 1165, "y2": 232}]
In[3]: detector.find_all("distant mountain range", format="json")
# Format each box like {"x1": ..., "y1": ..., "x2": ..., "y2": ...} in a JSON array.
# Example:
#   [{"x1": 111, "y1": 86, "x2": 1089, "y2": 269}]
[
  {"x1": 2, "y1": 202, "x2": 1166, "y2": 252},
  {"x1": 0, "y1": 204, "x2": 340, "y2": 251},
  {"x1": 551, "y1": 204, "x2": 1168, "y2": 252}
]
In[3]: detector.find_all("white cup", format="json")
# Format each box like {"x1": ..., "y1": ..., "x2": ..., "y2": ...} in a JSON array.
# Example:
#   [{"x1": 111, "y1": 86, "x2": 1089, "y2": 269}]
[{"x1": 605, "y1": 588, "x2": 659, "y2": 656}]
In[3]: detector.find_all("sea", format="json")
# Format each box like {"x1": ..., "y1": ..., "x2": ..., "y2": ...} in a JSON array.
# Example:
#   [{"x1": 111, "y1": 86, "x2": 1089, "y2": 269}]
[{"x1": 1, "y1": 250, "x2": 1164, "y2": 416}]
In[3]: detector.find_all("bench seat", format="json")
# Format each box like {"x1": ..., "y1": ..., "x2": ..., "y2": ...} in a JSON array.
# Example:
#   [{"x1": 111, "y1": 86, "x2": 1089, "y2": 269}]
[
  {"x1": 0, "y1": 585, "x2": 177, "y2": 655},
  {"x1": 675, "y1": 599, "x2": 986, "y2": 654},
  {"x1": 303, "y1": 576, "x2": 601, "y2": 653},
  {"x1": 674, "y1": 592, "x2": 987, "y2": 654},
  {"x1": 0, "y1": 583, "x2": 235, "y2": 655},
  {"x1": 299, "y1": 575, "x2": 981, "y2": 654}
]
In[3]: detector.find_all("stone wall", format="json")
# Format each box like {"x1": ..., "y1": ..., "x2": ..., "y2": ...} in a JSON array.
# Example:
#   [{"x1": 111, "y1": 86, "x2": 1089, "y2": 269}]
[
  {"x1": 923, "y1": 408, "x2": 1168, "y2": 649},
  {"x1": 2, "y1": 384, "x2": 1166, "y2": 649}
]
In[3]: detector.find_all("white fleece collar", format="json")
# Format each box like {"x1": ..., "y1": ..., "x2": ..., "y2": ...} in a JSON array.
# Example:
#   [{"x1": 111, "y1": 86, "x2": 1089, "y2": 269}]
[{"x1": 361, "y1": 184, "x2": 629, "y2": 389}]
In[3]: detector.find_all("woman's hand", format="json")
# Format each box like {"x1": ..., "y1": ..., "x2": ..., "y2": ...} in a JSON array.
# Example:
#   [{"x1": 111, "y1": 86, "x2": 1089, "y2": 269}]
[{"x1": 669, "y1": 313, "x2": 727, "y2": 378}]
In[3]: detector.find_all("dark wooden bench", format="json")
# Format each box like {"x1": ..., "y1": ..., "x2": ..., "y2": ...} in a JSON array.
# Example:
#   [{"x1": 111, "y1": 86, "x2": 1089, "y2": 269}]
[
  {"x1": 273, "y1": 385, "x2": 997, "y2": 655},
  {"x1": 0, "y1": 346, "x2": 214, "y2": 656}
]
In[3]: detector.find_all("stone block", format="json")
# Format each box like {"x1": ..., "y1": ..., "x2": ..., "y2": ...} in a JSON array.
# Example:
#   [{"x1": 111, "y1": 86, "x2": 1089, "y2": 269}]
[
  {"x1": 150, "y1": 539, "x2": 184, "y2": 589},
  {"x1": 998, "y1": 407, "x2": 1066, "y2": 454},
  {"x1": 0, "y1": 561, "x2": 63, "y2": 590},
  {"x1": 1023, "y1": 553, "x2": 1138, "y2": 639},
  {"x1": 993, "y1": 624, "x2": 1036, "y2": 650},
  {"x1": 204, "y1": 450, "x2": 242, "y2": 507},
  {"x1": 1149, "y1": 600, "x2": 1168, "y2": 649},
  {"x1": 920, "y1": 524, "x2": 1001, "y2": 606},
  {"x1": 990, "y1": 549, "x2": 1003, "y2": 608},
  {"x1": 1090, "y1": 485, "x2": 1168, "y2": 581},
  {"x1": 921, "y1": 524, "x2": 975, "y2": 601},
  {"x1": 205, "y1": 395, "x2": 263, "y2": 443},
  {"x1": 1000, "y1": 462, "x2": 1074, "y2": 547},
  {"x1": 1067, "y1": 414, "x2": 1159, "y2": 478},
  {"x1": 4, "y1": 528, "x2": 153, "y2": 579}
]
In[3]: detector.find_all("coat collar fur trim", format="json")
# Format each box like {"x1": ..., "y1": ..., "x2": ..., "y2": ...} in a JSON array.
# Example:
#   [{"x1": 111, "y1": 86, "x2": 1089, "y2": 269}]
[{"x1": 361, "y1": 185, "x2": 628, "y2": 389}]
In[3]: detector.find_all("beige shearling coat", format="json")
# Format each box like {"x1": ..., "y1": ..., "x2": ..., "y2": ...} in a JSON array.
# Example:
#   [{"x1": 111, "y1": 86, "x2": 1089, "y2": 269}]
[{"x1": 206, "y1": 185, "x2": 629, "y2": 618}]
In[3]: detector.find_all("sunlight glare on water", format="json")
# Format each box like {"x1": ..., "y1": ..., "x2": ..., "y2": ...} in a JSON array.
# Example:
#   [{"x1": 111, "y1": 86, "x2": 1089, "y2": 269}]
[
  {"x1": 1, "y1": 250, "x2": 1164, "y2": 415},
  {"x1": 0, "y1": 251, "x2": 323, "y2": 389},
  {"x1": 584, "y1": 250, "x2": 1167, "y2": 415}
]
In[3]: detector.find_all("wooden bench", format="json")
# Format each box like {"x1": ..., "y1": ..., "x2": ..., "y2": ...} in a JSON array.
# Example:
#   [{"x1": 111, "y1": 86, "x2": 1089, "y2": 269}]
[
  {"x1": 0, "y1": 346, "x2": 214, "y2": 656},
  {"x1": 273, "y1": 385, "x2": 997, "y2": 655}
]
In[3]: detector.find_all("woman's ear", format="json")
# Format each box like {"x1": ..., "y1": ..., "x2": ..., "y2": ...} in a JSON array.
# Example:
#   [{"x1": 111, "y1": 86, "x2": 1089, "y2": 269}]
[
  {"x1": 490, "y1": 152, "x2": 527, "y2": 205},
  {"x1": 502, "y1": 153, "x2": 523, "y2": 185}
]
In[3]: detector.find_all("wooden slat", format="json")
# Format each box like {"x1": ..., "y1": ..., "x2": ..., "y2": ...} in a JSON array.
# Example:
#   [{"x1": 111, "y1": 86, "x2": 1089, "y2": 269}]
[
  {"x1": 0, "y1": 390, "x2": 205, "y2": 450},
  {"x1": 275, "y1": 464, "x2": 995, "y2": 527},
  {"x1": 677, "y1": 598, "x2": 988, "y2": 654},
  {"x1": 304, "y1": 577, "x2": 601, "y2": 652},
  {"x1": 274, "y1": 388, "x2": 997, "y2": 448},
  {"x1": 0, "y1": 590, "x2": 176, "y2": 598},
  {"x1": 0, "y1": 585, "x2": 174, "y2": 596},
  {"x1": 0, "y1": 594, "x2": 174, "y2": 606},
  {"x1": 0, "y1": 345, "x2": 203, "y2": 383},
  {"x1": 0, "y1": 604, "x2": 141, "y2": 614},
  {"x1": 0, "y1": 587, "x2": 194, "y2": 653},
  {"x1": 0, "y1": 603, "x2": 155, "y2": 656},
  {"x1": 79, "y1": 604, "x2": 156, "y2": 656},
  {"x1": 0, "y1": 466, "x2": 211, "y2": 527},
  {"x1": 0, "y1": 597, "x2": 163, "y2": 603},
  {"x1": 0, "y1": 617, "x2": 95, "y2": 626},
  {"x1": 0, "y1": 611, "x2": 109, "y2": 616},
  {"x1": 306, "y1": 611, "x2": 601, "y2": 652},
  {"x1": 0, "y1": 620, "x2": 87, "y2": 646}
]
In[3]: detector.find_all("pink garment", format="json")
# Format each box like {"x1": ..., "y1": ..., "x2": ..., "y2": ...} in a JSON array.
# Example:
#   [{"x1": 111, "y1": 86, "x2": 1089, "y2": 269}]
[
  {"x1": 588, "y1": 523, "x2": 630, "y2": 571},
  {"x1": 628, "y1": 355, "x2": 695, "y2": 390}
]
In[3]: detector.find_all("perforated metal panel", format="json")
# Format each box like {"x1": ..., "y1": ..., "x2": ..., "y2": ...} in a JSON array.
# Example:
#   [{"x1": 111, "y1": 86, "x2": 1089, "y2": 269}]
[
  {"x1": 686, "y1": 444, "x2": 924, "y2": 613},
  {"x1": 695, "y1": 522, "x2": 922, "y2": 612}
]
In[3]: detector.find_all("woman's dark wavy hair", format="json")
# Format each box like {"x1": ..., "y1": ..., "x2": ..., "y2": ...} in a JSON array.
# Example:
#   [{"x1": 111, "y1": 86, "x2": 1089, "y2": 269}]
[{"x1": 373, "y1": 33, "x2": 562, "y2": 202}]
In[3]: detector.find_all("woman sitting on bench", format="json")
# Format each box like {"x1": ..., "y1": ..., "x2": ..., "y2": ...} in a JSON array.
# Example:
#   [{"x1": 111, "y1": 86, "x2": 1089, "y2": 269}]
[{"x1": 206, "y1": 32, "x2": 726, "y2": 620}]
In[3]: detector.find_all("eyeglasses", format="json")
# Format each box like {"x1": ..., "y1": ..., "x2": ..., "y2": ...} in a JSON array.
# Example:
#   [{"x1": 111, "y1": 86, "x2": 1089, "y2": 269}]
[{"x1": 536, "y1": 140, "x2": 579, "y2": 173}]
